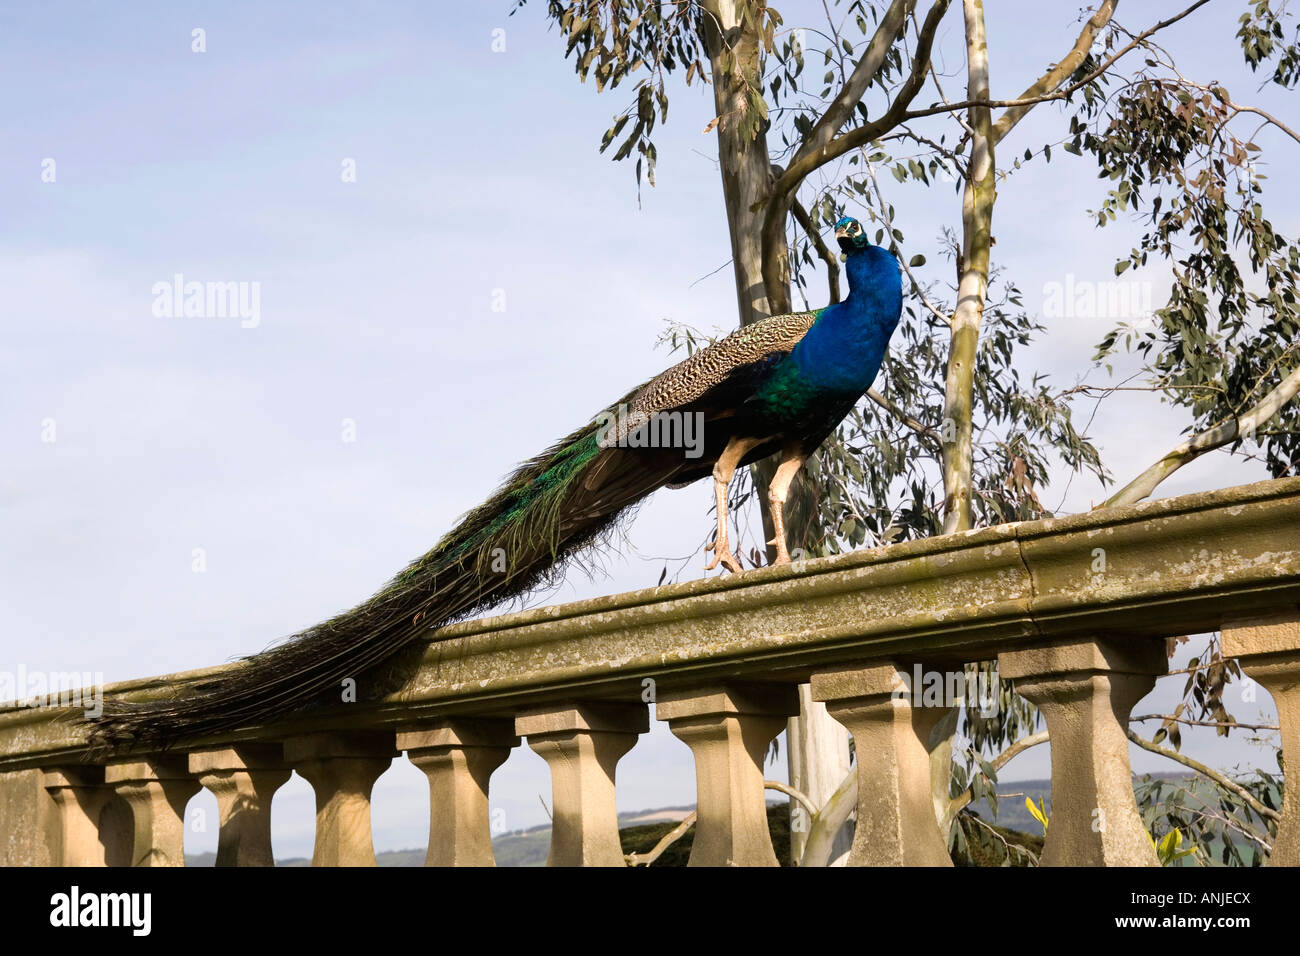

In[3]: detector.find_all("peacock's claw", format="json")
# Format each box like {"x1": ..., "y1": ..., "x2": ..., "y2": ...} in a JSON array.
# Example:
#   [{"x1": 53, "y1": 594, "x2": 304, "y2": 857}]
[
  {"x1": 704, "y1": 539, "x2": 743, "y2": 574},
  {"x1": 705, "y1": 551, "x2": 743, "y2": 574},
  {"x1": 766, "y1": 535, "x2": 792, "y2": 567}
]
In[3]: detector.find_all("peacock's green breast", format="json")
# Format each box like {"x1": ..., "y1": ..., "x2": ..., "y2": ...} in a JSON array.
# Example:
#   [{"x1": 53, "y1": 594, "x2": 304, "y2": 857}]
[{"x1": 745, "y1": 357, "x2": 861, "y2": 435}]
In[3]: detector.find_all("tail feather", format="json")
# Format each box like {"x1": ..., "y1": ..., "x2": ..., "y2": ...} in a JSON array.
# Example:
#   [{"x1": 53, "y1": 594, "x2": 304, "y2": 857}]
[{"x1": 89, "y1": 416, "x2": 687, "y2": 751}]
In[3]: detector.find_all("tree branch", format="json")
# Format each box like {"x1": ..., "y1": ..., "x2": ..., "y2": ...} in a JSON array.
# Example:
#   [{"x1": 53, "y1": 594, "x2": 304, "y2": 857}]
[
  {"x1": 791, "y1": 198, "x2": 841, "y2": 303},
  {"x1": 797, "y1": 763, "x2": 859, "y2": 867},
  {"x1": 764, "y1": 779, "x2": 820, "y2": 817},
  {"x1": 1131, "y1": 713, "x2": 1280, "y2": 732},
  {"x1": 1126, "y1": 730, "x2": 1280, "y2": 822},
  {"x1": 794, "y1": 0, "x2": 917, "y2": 166},
  {"x1": 900, "y1": 0, "x2": 1213, "y2": 126},
  {"x1": 1226, "y1": 102, "x2": 1300, "y2": 147},
  {"x1": 868, "y1": 387, "x2": 942, "y2": 445},
  {"x1": 946, "y1": 730, "x2": 1050, "y2": 817},
  {"x1": 962, "y1": 809, "x2": 1041, "y2": 864},
  {"x1": 624, "y1": 811, "x2": 697, "y2": 866},
  {"x1": 1159, "y1": 75, "x2": 1300, "y2": 147},
  {"x1": 1104, "y1": 360, "x2": 1300, "y2": 507},
  {"x1": 761, "y1": 0, "x2": 953, "y2": 314},
  {"x1": 991, "y1": 0, "x2": 1119, "y2": 143}
]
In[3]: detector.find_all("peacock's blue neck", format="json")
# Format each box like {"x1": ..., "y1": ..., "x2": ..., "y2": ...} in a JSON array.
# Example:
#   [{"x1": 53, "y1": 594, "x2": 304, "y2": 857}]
[{"x1": 789, "y1": 245, "x2": 902, "y2": 394}]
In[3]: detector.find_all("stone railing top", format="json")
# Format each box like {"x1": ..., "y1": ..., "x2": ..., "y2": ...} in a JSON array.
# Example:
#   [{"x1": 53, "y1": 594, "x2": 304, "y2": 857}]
[{"x1": 3, "y1": 476, "x2": 1299, "y2": 769}]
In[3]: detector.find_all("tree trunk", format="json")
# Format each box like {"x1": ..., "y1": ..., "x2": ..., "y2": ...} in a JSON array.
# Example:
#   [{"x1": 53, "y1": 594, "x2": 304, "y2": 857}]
[
  {"x1": 788, "y1": 686, "x2": 852, "y2": 863},
  {"x1": 700, "y1": 0, "x2": 782, "y2": 331},
  {"x1": 941, "y1": 0, "x2": 996, "y2": 536}
]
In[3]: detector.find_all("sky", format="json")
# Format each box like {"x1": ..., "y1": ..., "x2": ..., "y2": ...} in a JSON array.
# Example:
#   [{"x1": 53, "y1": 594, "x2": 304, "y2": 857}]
[{"x1": 1, "y1": 1, "x2": 1295, "y2": 860}]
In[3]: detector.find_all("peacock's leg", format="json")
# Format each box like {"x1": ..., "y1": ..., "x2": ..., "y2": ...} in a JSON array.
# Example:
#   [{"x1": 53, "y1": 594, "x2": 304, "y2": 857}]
[
  {"x1": 705, "y1": 435, "x2": 764, "y2": 573},
  {"x1": 766, "y1": 442, "x2": 808, "y2": 566}
]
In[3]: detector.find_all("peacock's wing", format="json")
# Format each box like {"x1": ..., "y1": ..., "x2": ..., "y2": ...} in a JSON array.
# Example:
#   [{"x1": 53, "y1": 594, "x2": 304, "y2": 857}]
[
  {"x1": 623, "y1": 309, "x2": 819, "y2": 428},
  {"x1": 579, "y1": 310, "x2": 821, "y2": 496}
]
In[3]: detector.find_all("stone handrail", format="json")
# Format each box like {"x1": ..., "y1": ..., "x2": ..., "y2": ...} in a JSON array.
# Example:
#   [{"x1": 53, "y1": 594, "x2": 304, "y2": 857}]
[{"x1": 2, "y1": 477, "x2": 1298, "y2": 866}]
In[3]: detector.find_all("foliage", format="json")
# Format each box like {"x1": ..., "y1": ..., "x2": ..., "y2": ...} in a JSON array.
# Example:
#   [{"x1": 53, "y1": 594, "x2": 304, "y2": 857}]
[
  {"x1": 1136, "y1": 770, "x2": 1280, "y2": 866},
  {"x1": 1152, "y1": 634, "x2": 1245, "y2": 750},
  {"x1": 1239, "y1": 0, "x2": 1300, "y2": 86},
  {"x1": 1151, "y1": 827, "x2": 1198, "y2": 866},
  {"x1": 950, "y1": 809, "x2": 1042, "y2": 867},
  {"x1": 516, "y1": 0, "x2": 779, "y2": 187},
  {"x1": 1025, "y1": 796, "x2": 1050, "y2": 835},
  {"x1": 1077, "y1": 4, "x2": 1300, "y2": 478}
]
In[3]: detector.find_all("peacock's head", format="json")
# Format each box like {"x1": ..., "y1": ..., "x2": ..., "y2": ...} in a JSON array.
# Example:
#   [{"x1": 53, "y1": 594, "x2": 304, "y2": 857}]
[{"x1": 834, "y1": 216, "x2": 870, "y2": 254}]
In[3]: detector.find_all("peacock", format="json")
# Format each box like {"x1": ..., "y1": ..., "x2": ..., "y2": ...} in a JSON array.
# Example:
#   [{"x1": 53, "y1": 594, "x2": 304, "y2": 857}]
[{"x1": 89, "y1": 216, "x2": 903, "y2": 749}]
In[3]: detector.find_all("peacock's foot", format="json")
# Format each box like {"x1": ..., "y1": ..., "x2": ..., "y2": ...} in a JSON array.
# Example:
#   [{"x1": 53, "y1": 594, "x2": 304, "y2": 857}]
[
  {"x1": 767, "y1": 535, "x2": 792, "y2": 567},
  {"x1": 704, "y1": 539, "x2": 743, "y2": 574}
]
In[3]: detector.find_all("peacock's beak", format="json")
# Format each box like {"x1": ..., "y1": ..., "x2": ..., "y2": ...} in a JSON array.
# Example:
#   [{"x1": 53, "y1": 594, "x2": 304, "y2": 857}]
[{"x1": 835, "y1": 222, "x2": 862, "y2": 253}]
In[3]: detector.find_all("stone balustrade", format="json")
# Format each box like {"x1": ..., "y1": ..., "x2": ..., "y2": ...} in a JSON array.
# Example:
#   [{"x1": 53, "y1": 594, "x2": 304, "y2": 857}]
[{"x1": 2, "y1": 477, "x2": 1299, "y2": 867}]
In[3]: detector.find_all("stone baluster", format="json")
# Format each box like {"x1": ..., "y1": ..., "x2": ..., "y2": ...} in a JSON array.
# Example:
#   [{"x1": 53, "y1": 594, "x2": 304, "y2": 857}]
[
  {"x1": 810, "y1": 663, "x2": 955, "y2": 866},
  {"x1": 189, "y1": 745, "x2": 290, "y2": 867},
  {"x1": 516, "y1": 702, "x2": 648, "y2": 867},
  {"x1": 656, "y1": 683, "x2": 798, "y2": 867},
  {"x1": 284, "y1": 731, "x2": 395, "y2": 867},
  {"x1": 104, "y1": 757, "x2": 201, "y2": 867},
  {"x1": 43, "y1": 767, "x2": 110, "y2": 866},
  {"x1": 398, "y1": 719, "x2": 518, "y2": 867},
  {"x1": 999, "y1": 637, "x2": 1167, "y2": 866},
  {"x1": 1223, "y1": 611, "x2": 1300, "y2": 866}
]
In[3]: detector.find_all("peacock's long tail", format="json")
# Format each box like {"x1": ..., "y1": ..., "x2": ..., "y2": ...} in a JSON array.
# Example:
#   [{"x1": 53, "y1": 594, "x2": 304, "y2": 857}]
[{"x1": 88, "y1": 409, "x2": 686, "y2": 752}]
